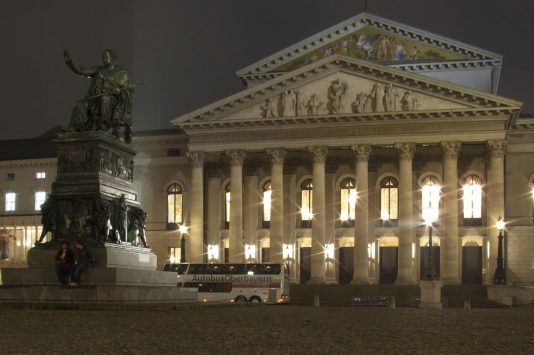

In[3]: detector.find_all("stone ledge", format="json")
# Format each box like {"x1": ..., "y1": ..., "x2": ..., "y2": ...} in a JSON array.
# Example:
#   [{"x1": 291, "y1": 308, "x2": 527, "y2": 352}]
[{"x1": 0, "y1": 285, "x2": 196, "y2": 304}]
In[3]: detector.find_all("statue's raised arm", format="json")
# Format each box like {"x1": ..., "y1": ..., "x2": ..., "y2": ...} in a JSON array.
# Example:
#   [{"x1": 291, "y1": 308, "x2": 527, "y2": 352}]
[
  {"x1": 64, "y1": 49, "x2": 137, "y2": 144},
  {"x1": 64, "y1": 50, "x2": 97, "y2": 78}
]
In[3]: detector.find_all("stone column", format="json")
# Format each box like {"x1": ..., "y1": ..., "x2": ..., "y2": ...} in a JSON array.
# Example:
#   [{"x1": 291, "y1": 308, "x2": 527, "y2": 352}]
[
  {"x1": 486, "y1": 140, "x2": 506, "y2": 284},
  {"x1": 244, "y1": 174, "x2": 259, "y2": 261},
  {"x1": 441, "y1": 141, "x2": 461, "y2": 284},
  {"x1": 186, "y1": 152, "x2": 205, "y2": 263},
  {"x1": 267, "y1": 148, "x2": 287, "y2": 265},
  {"x1": 395, "y1": 143, "x2": 416, "y2": 284},
  {"x1": 285, "y1": 174, "x2": 298, "y2": 282},
  {"x1": 351, "y1": 144, "x2": 371, "y2": 284},
  {"x1": 206, "y1": 175, "x2": 221, "y2": 261},
  {"x1": 225, "y1": 150, "x2": 246, "y2": 263},
  {"x1": 307, "y1": 146, "x2": 328, "y2": 283}
]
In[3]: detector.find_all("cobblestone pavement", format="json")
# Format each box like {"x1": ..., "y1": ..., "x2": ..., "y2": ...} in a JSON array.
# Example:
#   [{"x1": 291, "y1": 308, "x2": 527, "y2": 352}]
[{"x1": 0, "y1": 306, "x2": 533, "y2": 354}]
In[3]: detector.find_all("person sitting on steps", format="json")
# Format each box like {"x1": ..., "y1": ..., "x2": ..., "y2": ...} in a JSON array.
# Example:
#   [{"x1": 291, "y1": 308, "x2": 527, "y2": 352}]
[
  {"x1": 69, "y1": 239, "x2": 93, "y2": 287},
  {"x1": 55, "y1": 241, "x2": 74, "y2": 286}
]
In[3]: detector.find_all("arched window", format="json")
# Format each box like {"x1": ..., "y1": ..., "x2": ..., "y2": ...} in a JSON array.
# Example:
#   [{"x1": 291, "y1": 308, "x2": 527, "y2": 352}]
[
  {"x1": 262, "y1": 181, "x2": 272, "y2": 227},
  {"x1": 380, "y1": 177, "x2": 398, "y2": 221},
  {"x1": 167, "y1": 184, "x2": 183, "y2": 227},
  {"x1": 463, "y1": 175, "x2": 482, "y2": 219},
  {"x1": 300, "y1": 179, "x2": 313, "y2": 226},
  {"x1": 340, "y1": 178, "x2": 356, "y2": 222},
  {"x1": 421, "y1": 176, "x2": 440, "y2": 223},
  {"x1": 224, "y1": 184, "x2": 231, "y2": 229}
]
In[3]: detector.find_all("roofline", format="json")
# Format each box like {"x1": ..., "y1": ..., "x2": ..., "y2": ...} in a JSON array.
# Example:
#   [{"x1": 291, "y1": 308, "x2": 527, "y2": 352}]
[
  {"x1": 174, "y1": 54, "x2": 520, "y2": 125},
  {"x1": 236, "y1": 12, "x2": 502, "y2": 77}
]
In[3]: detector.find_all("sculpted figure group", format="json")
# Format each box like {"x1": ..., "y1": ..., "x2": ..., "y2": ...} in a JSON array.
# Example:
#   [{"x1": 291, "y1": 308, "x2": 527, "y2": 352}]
[{"x1": 260, "y1": 79, "x2": 419, "y2": 118}]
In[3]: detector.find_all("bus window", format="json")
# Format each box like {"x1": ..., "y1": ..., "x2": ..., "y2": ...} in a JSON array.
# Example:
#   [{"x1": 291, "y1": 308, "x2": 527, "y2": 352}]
[
  {"x1": 262, "y1": 264, "x2": 281, "y2": 275},
  {"x1": 206, "y1": 264, "x2": 223, "y2": 274},
  {"x1": 176, "y1": 264, "x2": 188, "y2": 275},
  {"x1": 198, "y1": 283, "x2": 232, "y2": 293},
  {"x1": 224, "y1": 264, "x2": 245, "y2": 274},
  {"x1": 188, "y1": 264, "x2": 206, "y2": 275}
]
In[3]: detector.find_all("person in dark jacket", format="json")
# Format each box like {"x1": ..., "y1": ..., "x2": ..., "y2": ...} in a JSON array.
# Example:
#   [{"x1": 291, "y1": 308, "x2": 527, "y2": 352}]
[
  {"x1": 69, "y1": 239, "x2": 92, "y2": 286},
  {"x1": 55, "y1": 241, "x2": 74, "y2": 285}
]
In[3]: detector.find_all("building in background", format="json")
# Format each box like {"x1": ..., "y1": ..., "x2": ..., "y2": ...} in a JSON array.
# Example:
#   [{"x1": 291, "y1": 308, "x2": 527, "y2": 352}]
[{"x1": 1, "y1": 13, "x2": 534, "y2": 286}]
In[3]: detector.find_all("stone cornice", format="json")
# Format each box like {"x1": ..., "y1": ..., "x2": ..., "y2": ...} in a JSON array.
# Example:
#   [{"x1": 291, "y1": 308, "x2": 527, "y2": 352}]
[
  {"x1": 0, "y1": 158, "x2": 57, "y2": 169},
  {"x1": 173, "y1": 55, "x2": 521, "y2": 128}
]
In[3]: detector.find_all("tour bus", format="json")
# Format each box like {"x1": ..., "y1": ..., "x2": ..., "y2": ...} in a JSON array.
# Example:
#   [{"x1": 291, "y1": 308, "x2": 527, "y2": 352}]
[{"x1": 163, "y1": 263, "x2": 290, "y2": 304}]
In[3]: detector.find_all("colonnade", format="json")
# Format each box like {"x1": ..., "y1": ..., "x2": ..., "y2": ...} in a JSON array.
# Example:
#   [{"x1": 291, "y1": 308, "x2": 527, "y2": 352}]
[{"x1": 185, "y1": 140, "x2": 506, "y2": 284}]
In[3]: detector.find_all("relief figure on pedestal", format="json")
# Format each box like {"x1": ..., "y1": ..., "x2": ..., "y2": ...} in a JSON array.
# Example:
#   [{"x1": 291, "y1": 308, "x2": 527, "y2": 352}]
[
  {"x1": 370, "y1": 83, "x2": 385, "y2": 113},
  {"x1": 278, "y1": 90, "x2": 295, "y2": 117},
  {"x1": 260, "y1": 98, "x2": 277, "y2": 118},
  {"x1": 36, "y1": 197, "x2": 58, "y2": 245},
  {"x1": 384, "y1": 83, "x2": 399, "y2": 112},
  {"x1": 306, "y1": 94, "x2": 323, "y2": 116},
  {"x1": 400, "y1": 90, "x2": 419, "y2": 111},
  {"x1": 127, "y1": 207, "x2": 149, "y2": 248},
  {"x1": 93, "y1": 199, "x2": 111, "y2": 243},
  {"x1": 111, "y1": 194, "x2": 128, "y2": 243},
  {"x1": 64, "y1": 49, "x2": 140, "y2": 143}
]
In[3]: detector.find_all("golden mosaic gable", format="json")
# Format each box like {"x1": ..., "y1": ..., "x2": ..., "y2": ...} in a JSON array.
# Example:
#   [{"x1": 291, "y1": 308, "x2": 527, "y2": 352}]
[{"x1": 273, "y1": 26, "x2": 467, "y2": 73}]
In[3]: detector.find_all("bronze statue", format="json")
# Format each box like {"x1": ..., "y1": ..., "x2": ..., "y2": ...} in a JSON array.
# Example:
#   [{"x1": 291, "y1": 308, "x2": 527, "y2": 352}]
[
  {"x1": 111, "y1": 194, "x2": 128, "y2": 243},
  {"x1": 94, "y1": 199, "x2": 111, "y2": 243},
  {"x1": 64, "y1": 49, "x2": 138, "y2": 143},
  {"x1": 128, "y1": 207, "x2": 149, "y2": 248}
]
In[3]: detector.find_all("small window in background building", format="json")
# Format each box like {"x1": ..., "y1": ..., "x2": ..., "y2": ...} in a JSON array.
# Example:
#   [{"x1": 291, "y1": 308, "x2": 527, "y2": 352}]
[
  {"x1": 6, "y1": 173, "x2": 15, "y2": 182},
  {"x1": 5, "y1": 192, "x2": 16, "y2": 211},
  {"x1": 35, "y1": 191, "x2": 46, "y2": 211},
  {"x1": 36, "y1": 171, "x2": 46, "y2": 179},
  {"x1": 167, "y1": 148, "x2": 181, "y2": 157}
]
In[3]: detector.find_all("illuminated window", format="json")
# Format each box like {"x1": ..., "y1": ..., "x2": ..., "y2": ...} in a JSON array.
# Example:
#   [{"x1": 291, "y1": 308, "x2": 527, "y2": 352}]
[
  {"x1": 463, "y1": 175, "x2": 482, "y2": 219},
  {"x1": 167, "y1": 184, "x2": 183, "y2": 226},
  {"x1": 380, "y1": 177, "x2": 398, "y2": 221},
  {"x1": 169, "y1": 247, "x2": 180, "y2": 264},
  {"x1": 262, "y1": 181, "x2": 272, "y2": 226},
  {"x1": 224, "y1": 184, "x2": 231, "y2": 228},
  {"x1": 35, "y1": 191, "x2": 46, "y2": 211},
  {"x1": 300, "y1": 179, "x2": 313, "y2": 223},
  {"x1": 421, "y1": 176, "x2": 440, "y2": 222},
  {"x1": 5, "y1": 192, "x2": 16, "y2": 212},
  {"x1": 340, "y1": 178, "x2": 356, "y2": 222},
  {"x1": 36, "y1": 171, "x2": 46, "y2": 179}
]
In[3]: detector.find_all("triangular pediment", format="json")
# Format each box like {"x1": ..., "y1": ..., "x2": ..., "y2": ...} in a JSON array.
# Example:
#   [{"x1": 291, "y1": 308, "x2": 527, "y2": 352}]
[
  {"x1": 173, "y1": 55, "x2": 521, "y2": 128},
  {"x1": 236, "y1": 13, "x2": 502, "y2": 90}
]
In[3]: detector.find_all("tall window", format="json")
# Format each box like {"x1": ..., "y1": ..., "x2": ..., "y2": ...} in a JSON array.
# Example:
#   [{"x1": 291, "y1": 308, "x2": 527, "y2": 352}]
[
  {"x1": 262, "y1": 181, "x2": 272, "y2": 227},
  {"x1": 463, "y1": 175, "x2": 482, "y2": 219},
  {"x1": 5, "y1": 192, "x2": 16, "y2": 212},
  {"x1": 421, "y1": 176, "x2": 440, "y2": 222},
  {"x1": 300, "y1": 179, "x2": 313, "y2": 225},
  {"x1": 340, "y1": 178, "x2": 356, "y2": 222},
  {"x1": 36, "y1": 171, "x2": 46, "y2": 179},
  {"x1": 380, "y1": 177, "x2": 398, "y2": 221},
  {"x1": 224, "y1": 184, "x2": 231, "y2": 228},
  {"x1": 167, "y1": 184, "x2": 183, "y2": 226},
  {"x1": 35, "y1": 191, "x2": 46, "y2": 211}
]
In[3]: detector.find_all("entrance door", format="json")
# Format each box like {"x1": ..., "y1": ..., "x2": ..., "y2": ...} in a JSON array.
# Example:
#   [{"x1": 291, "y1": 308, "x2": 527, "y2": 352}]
[
  {"x1": 420, "y1": 246, "x2": 441, "y2": 279},
  {"x1": 338, "y1": 247, "x2": 354, "y2": 284},
  {"x1": 379, "y1": 247, "x2": 398, "y2": 284},
  {"x1": 299, "y1": 247, "x2": 311, "y2": 284},
  {"x1": 261, "y1": 248, "x2": 270, "y2": 262},
  {"x1": 462, "y1": 246, "x2": 482, "y2": 285}
]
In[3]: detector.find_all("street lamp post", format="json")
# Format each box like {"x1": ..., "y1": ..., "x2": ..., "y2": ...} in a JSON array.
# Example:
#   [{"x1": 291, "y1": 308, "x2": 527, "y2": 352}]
[
  {"x1": 179, "y1": 225, "x2": 188, "y2": 263},
  {"x1": 493, "y1": 216, "x2": 506, "y2": 285},
  {"x1": 422, "y1": 201, "x2": 438, "y2": 280}
]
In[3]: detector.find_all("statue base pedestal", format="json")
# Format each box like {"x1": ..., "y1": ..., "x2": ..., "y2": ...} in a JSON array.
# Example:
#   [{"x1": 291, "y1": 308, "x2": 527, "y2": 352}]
[
  {"x1": 419, "y1": 280, "x2": 443, "y2": 309},
  {"x1": 0, "y1": 245, "x2": 197, "y2": 305}
]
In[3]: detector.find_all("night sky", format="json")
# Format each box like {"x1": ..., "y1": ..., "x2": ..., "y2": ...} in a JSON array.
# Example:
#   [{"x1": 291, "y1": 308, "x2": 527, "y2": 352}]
[{"x1": 1, "y1": 0, "x2": 533, "y2": 140}]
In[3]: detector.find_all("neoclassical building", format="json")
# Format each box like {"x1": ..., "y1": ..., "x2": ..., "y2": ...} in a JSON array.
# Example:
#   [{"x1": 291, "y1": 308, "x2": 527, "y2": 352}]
[{"x1": 1, "y1": 13, "x2": 534, "y2": 287}]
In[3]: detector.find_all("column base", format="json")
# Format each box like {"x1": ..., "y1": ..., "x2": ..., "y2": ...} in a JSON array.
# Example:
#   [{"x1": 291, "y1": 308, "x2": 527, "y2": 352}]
[
  {"x1": 395, "y1": 276, "x2": 416, "y2": 285},
  {"x1": 441, "y1": 277, "x2": 461, "y2": 285},
  {"x1": 307, "y1": 276, "x2": 326, "y2": 285},
  {"x1": 419, "y1": 280, "x2": 443, "y2": 309},
  {"x1": 325, "y1": 277, "x2": 337, "y2": 285},
  {"x1": 350, "y1": 277, "x2": 369, "y2": 285}
]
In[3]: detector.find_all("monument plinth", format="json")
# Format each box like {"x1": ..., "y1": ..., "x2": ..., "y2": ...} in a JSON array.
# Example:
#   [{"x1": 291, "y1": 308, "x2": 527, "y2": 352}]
[{"x1": 0, "y1": 49, "x2": 196, "y2": 305}]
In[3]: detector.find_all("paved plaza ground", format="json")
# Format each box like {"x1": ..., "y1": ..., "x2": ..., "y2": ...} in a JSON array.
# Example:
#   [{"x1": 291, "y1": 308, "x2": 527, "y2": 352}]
[{"x1": 0, "y1": 305, "x2": 533, "y2": 354}]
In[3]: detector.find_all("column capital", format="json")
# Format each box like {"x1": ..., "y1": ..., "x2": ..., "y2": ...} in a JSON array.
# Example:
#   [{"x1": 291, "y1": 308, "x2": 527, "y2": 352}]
[
  {"x1": 350, "y1": 144, "x2": 372, "y2": 161},
  {"x1": 186, "y1": 151, "x2": 205, "y2": 168},
  {"x1": 266, "y1": 148, "x2": 287, "y2": 164},
  {"x1": 441, "y1": 141, "x2": 461, "y2": 160},
  {"x1": 395, "y1": 143, "x2": 416, "y2": 160},
  {"x1": 308, "y1": 146, "x2": 328, "y2": 163},
  {"x1": 487, "y1": 140, "x2": 507, "y2": 158},
  {"x1": 225, "y1": 150, "x2": 247, "y2": 166}
]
